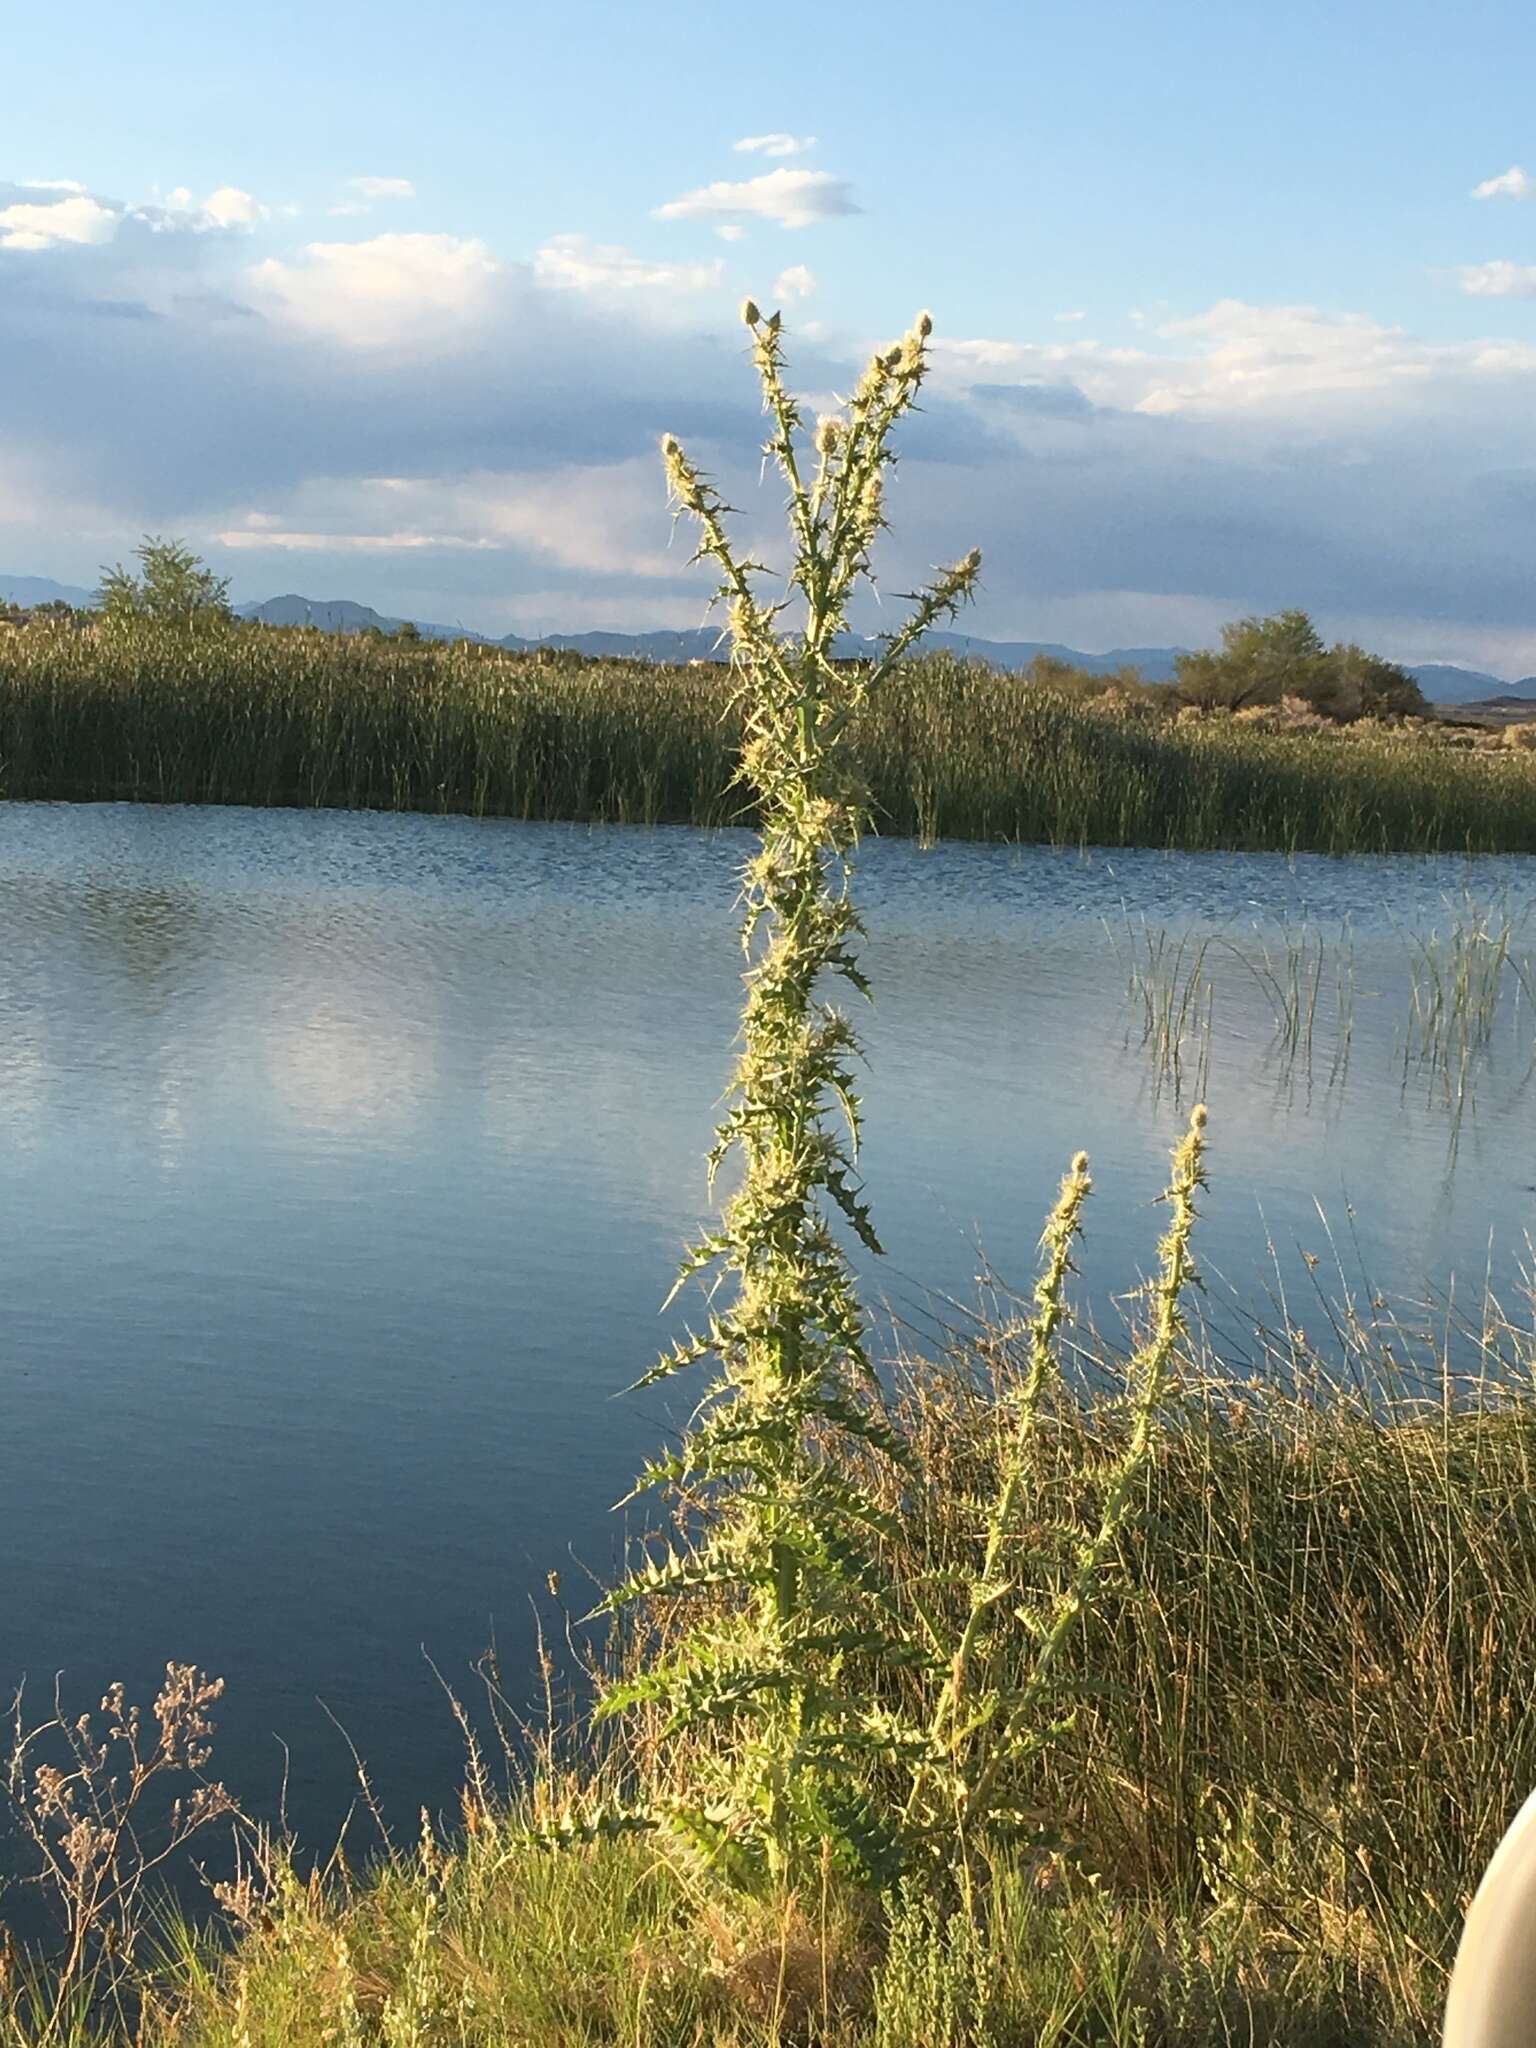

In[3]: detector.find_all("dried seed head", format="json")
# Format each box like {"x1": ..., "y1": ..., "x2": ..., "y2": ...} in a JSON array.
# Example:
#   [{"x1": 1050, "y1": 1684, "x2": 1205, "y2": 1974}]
[
  {"x1": 741, "y1": 298, "x2": 761, "y2": 327},
  {"x1": 854, "y1": 354, "x2": 889, "y2": 405}
]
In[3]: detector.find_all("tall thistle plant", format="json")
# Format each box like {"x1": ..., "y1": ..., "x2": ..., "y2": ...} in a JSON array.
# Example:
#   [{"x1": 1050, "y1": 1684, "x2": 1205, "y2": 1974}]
[
  {"x1": 580, "y1": 303, "x2": 1210, "y2": 1896},
  {"x1": 592, "y1": 303, "x2": 980, "y2": 1886}
]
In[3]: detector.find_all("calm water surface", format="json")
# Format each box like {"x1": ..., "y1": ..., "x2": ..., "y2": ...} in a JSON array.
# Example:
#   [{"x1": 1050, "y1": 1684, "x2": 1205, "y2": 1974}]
[{"x1": 2, "y1": 802, "x2": 1534, "y2": 1855}]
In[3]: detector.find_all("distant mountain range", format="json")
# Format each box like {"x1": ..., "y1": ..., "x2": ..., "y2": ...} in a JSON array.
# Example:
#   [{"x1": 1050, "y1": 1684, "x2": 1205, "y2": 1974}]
[
  {"x1": 232, "y1": 596, "x2": 1202, "y2": 679},
  {"x1": 0, "y1": 575, "x2": 98, "y2": 610},
  {"x1": 5, "y1": 574, "x2": 1533, "y2": 706}
]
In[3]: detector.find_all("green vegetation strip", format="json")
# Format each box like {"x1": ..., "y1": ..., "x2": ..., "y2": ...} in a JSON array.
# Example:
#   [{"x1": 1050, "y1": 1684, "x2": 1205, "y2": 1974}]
[
  {"x1": 18, "y1": 1366, "x2": 1536, "y2": 2046},
  {"x1": 5, "y1": 627, "x2": 1536, "y2": 852}
]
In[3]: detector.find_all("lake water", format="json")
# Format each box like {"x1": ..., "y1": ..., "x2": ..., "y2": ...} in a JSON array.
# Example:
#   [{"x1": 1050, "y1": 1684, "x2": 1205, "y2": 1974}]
[{"x1": 2, "y1": 802, "x2": 1534, "y2": 1860}]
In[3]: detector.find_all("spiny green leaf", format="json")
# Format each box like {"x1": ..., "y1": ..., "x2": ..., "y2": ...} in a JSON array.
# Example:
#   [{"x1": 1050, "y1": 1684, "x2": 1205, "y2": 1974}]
[{"x1": 592, "y1": 1544, "x2": 765, "y2": 1618}]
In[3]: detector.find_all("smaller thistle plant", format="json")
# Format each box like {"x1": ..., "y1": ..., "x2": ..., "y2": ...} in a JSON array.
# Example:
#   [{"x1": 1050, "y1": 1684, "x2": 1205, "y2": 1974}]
[{"x1": 902, "y1": 1107, "x2": 1209, "y2": 1881}]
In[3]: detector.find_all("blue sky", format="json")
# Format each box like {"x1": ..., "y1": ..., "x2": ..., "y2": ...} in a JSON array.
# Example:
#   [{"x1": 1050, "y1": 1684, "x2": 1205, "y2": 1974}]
[{"x1": 7, "y1": 0, "x2": 1536, "y2": 667}]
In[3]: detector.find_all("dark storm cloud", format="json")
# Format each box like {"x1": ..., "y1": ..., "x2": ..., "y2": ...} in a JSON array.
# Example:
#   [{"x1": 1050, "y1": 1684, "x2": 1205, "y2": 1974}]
[
  {"x1": 970, "y1": 380, "x2": 1099, "y2": 419},
  {"x1": 8, "y1": 207, "x2": 1536, "y2": 653}
]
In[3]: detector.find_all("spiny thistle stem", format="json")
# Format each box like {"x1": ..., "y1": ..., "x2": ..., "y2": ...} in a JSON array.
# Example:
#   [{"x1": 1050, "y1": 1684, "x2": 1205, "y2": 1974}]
[
  {"x1": 925, "y1": 1151, "x2": 1094, "y2": 1762},
  {"x1": 596, "y1": 302, "x2": 981, "y2": 1886},
  {"x1": 963, "y1": 1105, "x2": 1210, "y2": 1831}
]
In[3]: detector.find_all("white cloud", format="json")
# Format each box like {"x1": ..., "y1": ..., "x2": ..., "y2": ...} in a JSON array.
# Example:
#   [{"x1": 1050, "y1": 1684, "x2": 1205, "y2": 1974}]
[
  {"x1": 201, "y1": 186, "x2": 265, "y2": 229},
  {"x1": 654, "y1": 167, "x2": 858, "y2": 229},
  {"x1": 151, "y1": 185, "x2": 267, "y2": 231},
  {"x1": 733, "y1": 133, "x2": 816, "y2": 157},
  {"x1": 0, "y1": 192, "x2": 119, "y2": 250},
  {"x1": 248, "y1": 233, "x2": 504, "y2": 348},
  {"x1": 1458, "y1": 259, "x2": 1536, "y2": 298},
  {"x1": 329, "y1": 175, "x2": 418, "y2": 217},
  {"x1": 716, "y1": 224, "x2": 746, "y2": 242},
  {"x1": 0, "y1": 177, "x2": 273, "y2": 249},
  {"x1": 215, "y1": 462, "x2": 686, "y2": 580},
  {"x1": 534, "y1": 233, "x2": 724, "y2": 293},
  {"x1": 347, "y1": 176, "x2": 416, "y2": 201},
  {"x1": 1473, "y1": 165, "x2": 1535, "y2": 200},
  {"x1": 465, "y1": 462, "x2": 686, "y2": 576},
  {"x1": 936, "y1": 297, "x2": 1536, "y2": 423},
  {"x1": 1055, "y1": 309, "x2": 1087, "y2": 323},
  {"x1": 772, "y1": 263, "x2": 816, "y2": 302},
  {"x1": 216, "y1": 526, "x2": 494, "y2": 552},
  {"x1": 1136, "y1": 300, "x2": 1432, "y2": 410}
]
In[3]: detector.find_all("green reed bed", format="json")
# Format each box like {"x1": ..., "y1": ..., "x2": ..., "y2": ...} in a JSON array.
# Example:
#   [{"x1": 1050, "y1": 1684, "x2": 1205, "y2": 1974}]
[
  {"x1": 0, "y1": 627, "x2": 739, "y2": 828},
  {"x1": 5, "y1": 625, "x2": 1536, "y2": 853}
]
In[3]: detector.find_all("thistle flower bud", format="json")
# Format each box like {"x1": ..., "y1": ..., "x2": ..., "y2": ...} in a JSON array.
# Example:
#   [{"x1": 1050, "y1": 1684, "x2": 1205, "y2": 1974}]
[
  {"x1": 766, "y1": 310, "x2": 781, "y2": 333},
  {"x1": 915, "y1": 310, "x2": 933, "y2": 338},
  {"x1": 741, "y1": 298, "x2": 761, "y2": 327},
  {"x1": 883, "y1": 347, "x2": 903, "y2": 371},
  {"x1": 814, "y1": 415, "x2": 842, "y2": 456},
  {"x1": 660, "y1": 433, "x2": 681, "y2": 458}
]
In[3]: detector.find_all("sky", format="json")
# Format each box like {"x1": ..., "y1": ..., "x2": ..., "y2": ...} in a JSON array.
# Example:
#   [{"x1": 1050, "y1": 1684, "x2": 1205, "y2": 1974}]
[{"x1": 6, "y1": 0, "x2": 1536, "y2": 670}]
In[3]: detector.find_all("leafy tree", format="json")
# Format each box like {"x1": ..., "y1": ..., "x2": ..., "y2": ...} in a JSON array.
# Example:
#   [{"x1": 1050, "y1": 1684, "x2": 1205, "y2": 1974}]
[
  {"x1": 394, "y1": 620, "x2": 421, "y2": 643},
  {"x1": 1174, "y1": 609, "x2": 1328, "y2": 711},
  {"x1": 1320, "y1": 643, "x2": 1426, "y2": 719},
  {"x1": 1023, "y1": 652, "x2": 1084, "y2": 691},
  {"x1": 97, "y1": 537, "x2": 232, "y2": 628},
  {"x1": 1175, "y1": 611, "x2": 1426, "y2": 721}
]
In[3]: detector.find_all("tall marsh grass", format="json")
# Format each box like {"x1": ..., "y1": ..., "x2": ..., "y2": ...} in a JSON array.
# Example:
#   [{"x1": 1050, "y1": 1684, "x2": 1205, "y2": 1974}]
[{"x1": 6, "y1": 625, "x2": 1536, "y2": 852}]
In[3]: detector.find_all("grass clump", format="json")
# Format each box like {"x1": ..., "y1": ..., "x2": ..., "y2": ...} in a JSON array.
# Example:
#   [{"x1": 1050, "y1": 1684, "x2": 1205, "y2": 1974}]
[{"x1": 16, "y1": 1347, "x2": 1536, "y2": 2046}]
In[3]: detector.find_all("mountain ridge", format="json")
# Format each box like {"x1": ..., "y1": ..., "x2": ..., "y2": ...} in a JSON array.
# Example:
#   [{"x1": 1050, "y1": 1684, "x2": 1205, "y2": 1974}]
[{"x1": 4, "y1": 575, "x2": 1530, "y2": 704}]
